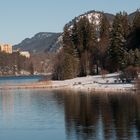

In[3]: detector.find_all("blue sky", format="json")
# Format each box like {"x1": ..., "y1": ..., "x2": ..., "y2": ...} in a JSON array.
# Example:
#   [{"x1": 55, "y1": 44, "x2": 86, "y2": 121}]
[{"x1": 0, "y1": 0, "x2": 140, "y2": 44}]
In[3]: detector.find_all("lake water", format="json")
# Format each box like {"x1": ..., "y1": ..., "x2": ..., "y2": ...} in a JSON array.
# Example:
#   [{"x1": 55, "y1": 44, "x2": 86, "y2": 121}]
[
  {"x1": 0, "y1": 75, "x2": 44, "y2": 85},
  {"x1": 0, "y1": 88, "x2": 140, "y2": 140}
]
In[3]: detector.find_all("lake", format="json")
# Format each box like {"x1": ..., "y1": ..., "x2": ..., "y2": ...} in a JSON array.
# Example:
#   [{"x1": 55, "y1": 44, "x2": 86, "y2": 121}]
[
  {"x1": 0, "y1": 88, "x2": 140, "y2": 140},
  {"x1": 0, "y1": 75, "x2": 44, "y2": 85}
]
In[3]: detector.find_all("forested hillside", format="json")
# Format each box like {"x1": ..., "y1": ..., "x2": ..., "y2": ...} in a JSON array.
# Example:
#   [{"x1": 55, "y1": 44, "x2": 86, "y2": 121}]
[{"x1": 53, "y1": 11, "x2": 140, "y2": 80}]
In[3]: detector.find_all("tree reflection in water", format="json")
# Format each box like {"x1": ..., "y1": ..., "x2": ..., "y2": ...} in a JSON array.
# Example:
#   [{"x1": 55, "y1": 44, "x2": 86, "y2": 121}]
[{"x1": 54, "y1": 91, "x2": 140, "y2": 140}]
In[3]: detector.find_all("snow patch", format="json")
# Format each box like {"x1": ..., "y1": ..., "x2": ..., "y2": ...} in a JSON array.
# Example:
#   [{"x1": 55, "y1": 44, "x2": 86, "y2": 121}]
[
  {"x1": 79, "y1": 12, "x2": 101, "y2": 25},
  {"x1": 51, "y1": 73, "x2": 134, "y2": 92}
]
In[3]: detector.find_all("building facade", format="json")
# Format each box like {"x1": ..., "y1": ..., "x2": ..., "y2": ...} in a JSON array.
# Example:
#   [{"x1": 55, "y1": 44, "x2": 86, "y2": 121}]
[
  {"x1": 19, "y1": 51, "x2": 30, "y2": 58},
  {"x1": 0, "y1": 44, "x2": 12, "y2": 54}
]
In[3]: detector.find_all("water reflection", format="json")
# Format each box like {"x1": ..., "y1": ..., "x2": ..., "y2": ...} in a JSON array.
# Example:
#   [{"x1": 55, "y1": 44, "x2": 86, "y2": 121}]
[
  {"x1": 0, "y1": 89, "x2": 66, "y2": 140},
  {"x1": 0, "y1": 89, "x2": 140, "y2": 140},
  {"x1": 0, "y1": 90, "x2": 14, "y2": 126},
  {"x1": 54, "y1": 91, "x2": 140, "y2": 140}
]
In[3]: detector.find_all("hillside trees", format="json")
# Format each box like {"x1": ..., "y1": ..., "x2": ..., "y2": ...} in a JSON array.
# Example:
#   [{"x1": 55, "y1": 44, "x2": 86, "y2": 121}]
[
  {"x1": 52, "y1": 50, "x2": 64, "y2": 80},
  {"x1": 124, "y1": 49, "x2": 140, "y2": 67},
  {"x1": 127, "y1": 11, "x2": 140, "y2": 50},
  {"x1": 52, "y1": 26, "x2": 79, "y2": 80},
  {"x1": 0, "y1": 52, "x2": 33, "y2": 75},
  {"x1": 124, "y1": 11, "x2": 140, "y2": 75},
  {"x1": 52, "y1": 11, "x2": 140, "y2": 80},
  {"x1": 53, "y1": 17, "x2": 98, "y2": 80},
  {"x1": 108, "y1": 12, "x2": 130, "y2": 72},
  {"x1": 53, "y1": 14, "x2": 111, "y2": 80},
  {"x1": 72, "y1": 17, "x2": 98, "y2": 76},
  {"x1": 98, "y1": 14, "x2": 110, "y2": 70}
]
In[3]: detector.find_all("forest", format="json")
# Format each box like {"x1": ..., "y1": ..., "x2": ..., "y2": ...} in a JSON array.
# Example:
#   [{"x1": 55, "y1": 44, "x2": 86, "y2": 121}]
[
  {"x1": 53, "y1": 11, "x2": 140, "y2": 80},
  {"x1": 0, "y1": 51, "x2": 34, "y2": 75},
  {"x1": 1, "y1": 11, "x2": 140, "y2": 79}
]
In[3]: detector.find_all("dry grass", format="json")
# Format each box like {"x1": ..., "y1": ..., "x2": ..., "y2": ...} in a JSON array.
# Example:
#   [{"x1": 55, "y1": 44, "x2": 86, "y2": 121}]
[{"x1": 38, "y1": 80, "x2": 52, "y2": 85}]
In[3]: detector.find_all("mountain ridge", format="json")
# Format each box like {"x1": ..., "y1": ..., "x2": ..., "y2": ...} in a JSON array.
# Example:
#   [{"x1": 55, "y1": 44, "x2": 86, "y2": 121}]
[
  {"x1": 14, "y1": 10, "x2": 138, "y2": 53},
  {"x1": 14, "y1": 32, "x2": 62, "y2": 53}
]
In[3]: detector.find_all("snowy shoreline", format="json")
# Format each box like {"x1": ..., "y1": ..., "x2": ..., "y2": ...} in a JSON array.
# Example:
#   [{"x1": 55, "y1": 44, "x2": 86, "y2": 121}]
[
  {"x1": 0, "y1": 73, "x2": 135, "y2": 93},
  {"x1": 51, "y1": 73, "x2": 135, "y2": 93}
]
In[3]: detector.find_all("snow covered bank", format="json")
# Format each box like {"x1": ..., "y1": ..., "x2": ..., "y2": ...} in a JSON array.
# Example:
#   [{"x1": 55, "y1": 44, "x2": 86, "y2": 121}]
[
  {"x1": 51, "y1": 73, "x2": 134, "y2": 93},
  {"x1": 0, "y1": 73, "x2": 135, "y2": 93}
]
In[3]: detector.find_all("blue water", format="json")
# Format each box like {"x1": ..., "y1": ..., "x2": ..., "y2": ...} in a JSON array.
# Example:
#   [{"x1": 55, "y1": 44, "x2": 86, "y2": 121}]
[
  {"x1": 0, "y1": 82, "x2": 139, "y2": 139},
  {"x1": 0, "y1": 90, "x2": 65, "y2": 140},
  {"x1": 0, "y1": 75, "x2": 44, "y2": 85}
]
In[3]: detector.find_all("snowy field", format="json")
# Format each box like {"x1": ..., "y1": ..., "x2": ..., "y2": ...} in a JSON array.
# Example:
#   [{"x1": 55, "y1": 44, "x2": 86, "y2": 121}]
[
  {"x1": 52, "y1": 73, "x2": 134, "y2": 92},
  {"x1": 0, "y1": 73, "x2": 135, "y2": 92}
]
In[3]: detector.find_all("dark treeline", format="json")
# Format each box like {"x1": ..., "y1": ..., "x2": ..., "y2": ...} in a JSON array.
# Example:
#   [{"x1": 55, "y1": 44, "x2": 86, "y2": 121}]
[
  {"x1": 0, "y1": 50, "x2": 56, "y2": 76},
  {"x1": 53, "y1": 11, "x2": 140, "y2": 80},
  {"x1": 0, "y1": 52, "x2": 33, "y2": 75}
]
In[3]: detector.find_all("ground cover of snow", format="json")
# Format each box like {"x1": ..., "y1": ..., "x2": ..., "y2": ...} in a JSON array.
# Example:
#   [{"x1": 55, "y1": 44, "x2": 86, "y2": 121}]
[{"x1": 51, "y1": 73, "x2": 134, "y2": 92}]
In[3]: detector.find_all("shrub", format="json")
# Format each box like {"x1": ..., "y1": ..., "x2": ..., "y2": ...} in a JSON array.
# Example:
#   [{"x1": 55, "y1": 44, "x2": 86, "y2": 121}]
[
  {"x1": 100, "y1": 69, "x2": 109, "y2": 79},
  {"x1": 120, "y1": 66, "x2": 139, "y2": 81},
  {"x1": 135, "y1": 78, "x2": 140, "y2": 92}
]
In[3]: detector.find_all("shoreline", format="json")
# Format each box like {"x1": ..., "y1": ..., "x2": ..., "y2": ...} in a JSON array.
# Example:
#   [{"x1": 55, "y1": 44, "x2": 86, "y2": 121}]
[
  {"x1": 0, "y1": 74, "x2": 137, "y2": 93},
  {"x1": 0, "y1": 80, "x2": 136, "y2": 93}
]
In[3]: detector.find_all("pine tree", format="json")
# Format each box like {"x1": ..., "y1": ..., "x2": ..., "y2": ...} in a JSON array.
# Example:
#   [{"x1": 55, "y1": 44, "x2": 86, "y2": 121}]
[
  {"x1": 72, "y1": 17, "x2": 97, "y2": 75},
  {"x1": 29, "y1": 62, "x2": 34, "y2": 75},
  {"x1": 133, "y1": 11, "x2": 140, "y2": 30},
  {"x1": 134, "y1": 49, "x2": 140, "y2": 67},
  {"x1": 98, "y1": 13, "x2": 110, "y2": 69},
  {"x1": 71, "y1": 21, "x2": 79, "y2": 51},
  {"x1": 63, "y1": 45, "x2": 79, "y2": 79},
  {"x1": 52, "y1": 50, "x2": 64, "y2": 80},
  {"x1": 127, "y1": 11, "x2": 140, "y2": 50},
  {"x1": 108, "y1": 13, "x2": 127, "y2": 72},
  {"x1": 61, "y1": 25, "x2": 80, "y2": 80},
  {"x1": 127, "y1": 49, "x2": 135, "y2": 66}
]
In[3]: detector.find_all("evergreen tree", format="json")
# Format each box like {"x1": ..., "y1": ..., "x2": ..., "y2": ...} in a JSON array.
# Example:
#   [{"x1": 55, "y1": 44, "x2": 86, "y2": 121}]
[
  {"x1": 54, "y1": 25, "x2": 80, "y2": 80},
  {"x1": 121, "y1": 12, "x2": 130, "y2": 39},
  {"x1": 71, "y1": 21, "x2": 79, "y2": 51},
  {"x1": 52, "y1": 50, "x2": 64, "y2": 80},
  {"x1": 72, "y1": 17, "x2": 97, "y2": 75},
  {"x1": 98, "y1": 14, "x2": 110, "y2": 69},
  {"x1": 63, "y1": 45, "x2": 79, "y2": 79},
  {"x1": 118, "y1": 48, "x2": 140, "y2": 70},
  {"x1": 127, "y1": 11, "x2": 140, "y2": 50},
  {"x1": 127, "y1": 49, "x2": 135, "y2": 66},
  {"x1": 29, "y1": 62, "x2": 34, "y2": 75},
  {"x1": 134, "y1": 49, "x2": 140, "y2": 67},
  {"x1": 108, "y1": 13, "x2": 127, "y2": 72},
  {"x1": 133, "y1": 11, "x2": 140, "y2": 30}
]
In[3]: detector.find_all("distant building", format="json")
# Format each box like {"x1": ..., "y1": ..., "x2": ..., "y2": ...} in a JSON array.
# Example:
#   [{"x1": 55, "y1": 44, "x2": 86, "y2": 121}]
[
  {"x1": 0, "y1": 44, "x2": 12, "y2": 54},
  {"x1": 20, "y1": 51, "x2": 30, "y2": 58}
]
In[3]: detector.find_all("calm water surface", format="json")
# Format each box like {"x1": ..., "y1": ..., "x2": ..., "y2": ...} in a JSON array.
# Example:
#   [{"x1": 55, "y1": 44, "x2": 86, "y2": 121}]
[
  {"x1": 0, "y1": 75, "x2": 44, "y2": 85},
  {"x1": 0, "y1": 89, "x2": 140, "y2": 140}
]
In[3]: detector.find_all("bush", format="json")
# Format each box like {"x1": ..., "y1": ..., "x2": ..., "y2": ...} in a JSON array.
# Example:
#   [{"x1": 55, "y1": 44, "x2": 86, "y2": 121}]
[
  {"x1": 135, "y1": 78, "x2": 140, "y2": 92},
  {"x1": 120, "y1": 66, "x2": 139, "y2": 82},
  {"x1": 100, "y1": 69, "x2": 109, "y2": 79}
]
